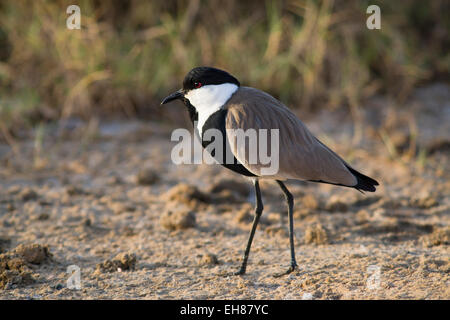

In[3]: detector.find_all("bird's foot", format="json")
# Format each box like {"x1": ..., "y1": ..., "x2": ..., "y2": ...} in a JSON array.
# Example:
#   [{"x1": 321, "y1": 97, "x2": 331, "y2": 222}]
[
  {"x1": 218, "y1": 266, "x2": 246, "y2": 277},
  {"x1": 233, "y1": 267, "x2": 246, "y2": 276},
  {"x1": 273, "y1": 263, "x2": 298, "y2": 278}
]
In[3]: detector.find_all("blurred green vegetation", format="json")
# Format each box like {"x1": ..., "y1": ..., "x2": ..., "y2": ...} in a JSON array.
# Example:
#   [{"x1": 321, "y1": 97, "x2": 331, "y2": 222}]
[{"x1": 0, "y1": 0, "x2": 448, "y2": 133}]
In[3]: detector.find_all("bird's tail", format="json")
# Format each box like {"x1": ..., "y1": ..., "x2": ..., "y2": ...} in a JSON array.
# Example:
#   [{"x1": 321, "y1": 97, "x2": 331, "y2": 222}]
[{"x1": 345, "y1": 165, "x2": 379, "y2": 193}]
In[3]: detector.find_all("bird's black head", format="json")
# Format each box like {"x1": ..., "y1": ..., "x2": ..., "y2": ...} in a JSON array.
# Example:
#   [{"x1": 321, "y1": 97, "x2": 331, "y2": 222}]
[
  {"x1": 182, "y1": 67, "x2": 240, "y2": 92},
  {"x1": 160, "y1": 67, "x2": 239, "y2": 105}
]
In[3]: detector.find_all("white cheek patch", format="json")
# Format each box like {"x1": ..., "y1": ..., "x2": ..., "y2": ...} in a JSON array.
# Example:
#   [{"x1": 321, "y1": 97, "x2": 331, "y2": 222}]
[{"x1": 185, "y1": 83, "x2": 238, "y2": 136}]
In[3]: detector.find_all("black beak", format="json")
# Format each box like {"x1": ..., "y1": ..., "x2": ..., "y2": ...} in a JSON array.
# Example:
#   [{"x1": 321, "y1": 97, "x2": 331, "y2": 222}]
[{"x1": 160, "y1": 89, "x2": 183, "y2": 105}]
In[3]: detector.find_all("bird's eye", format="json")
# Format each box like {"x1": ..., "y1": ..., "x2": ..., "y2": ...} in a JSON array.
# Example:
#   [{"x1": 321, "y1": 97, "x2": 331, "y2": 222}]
[{"x1": 194, "y1": 82, "x2": 202, "y2": 88}]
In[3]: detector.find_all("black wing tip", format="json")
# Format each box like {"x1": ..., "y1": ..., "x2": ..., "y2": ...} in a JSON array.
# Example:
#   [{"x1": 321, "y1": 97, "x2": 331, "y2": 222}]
[
  {"x1": 346, "y1": 166, "x2": 379, "y2": 193},
  {"x1": 307, "y1": 167, "x2": 379, "y2": 193}
]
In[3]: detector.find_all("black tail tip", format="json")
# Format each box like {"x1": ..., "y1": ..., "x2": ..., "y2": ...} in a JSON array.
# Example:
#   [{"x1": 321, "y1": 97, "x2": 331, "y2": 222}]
[{"x1": 346, "y1": 166, "x2": 379, "y2": 193}]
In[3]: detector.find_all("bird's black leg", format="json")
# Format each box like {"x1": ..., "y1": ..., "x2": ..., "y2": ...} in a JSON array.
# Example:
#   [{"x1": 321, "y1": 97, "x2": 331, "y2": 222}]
[
  {"x1": 234, "y1": 179, "x2": 263, "y2": 275},
  {"x1": 274, "y1": 180, "x2": 298, "y2": 277}
]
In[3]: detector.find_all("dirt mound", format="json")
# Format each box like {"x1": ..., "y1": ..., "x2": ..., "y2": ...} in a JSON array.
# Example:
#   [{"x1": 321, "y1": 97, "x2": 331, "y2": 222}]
[
  {"x1": 410, "y1": 192, "x2": 439, "y2": 209},
  {"x1": 208, "y1": 179, "x2": 250, "y2": 196},
  {"x1": 14, "y1": 244, "x2": 52, "y2": 264},
  {"x1": 95, "y1": 252, "x2": 137, "y2": 274},
  {"x1": 160, "y1": 205, "x2": 196, "y2": 231},
  {"x1": 301, "y1": 194, "x2": 320, "y2": 210},
  {"x1": 136, "y1": 168, "x2": 160, "y2": 185},
  {"x1": 162, "y1": 183, "x2": 210, "y2": 208},
  {"x1": 198, "y1": 253, "x2": 219, "y2": 266},
  {"x1": 207, "y1": 179, "x2": 250, "y2": 203},
  {"x1": 421, "y1": 227, "x2": 450, "y2": 247},
  {"x1": 234, "y1": 203, "x2": 254, "y2": 224},
  {"x1": 304, "y1": 224, "x2": 330, "y2": 245},
  {"x1": 325, "y1": 195, "x2": 348, "y2": 212},
  {"x1": 0, "y1": 244, "x2": 52, "y2": 289},
  {"x1": 18, "y1": 187, "x2": 38, "y2": 202},
  {"x1": 0, "y1": 238, "x2": 10, "y2": 254}
]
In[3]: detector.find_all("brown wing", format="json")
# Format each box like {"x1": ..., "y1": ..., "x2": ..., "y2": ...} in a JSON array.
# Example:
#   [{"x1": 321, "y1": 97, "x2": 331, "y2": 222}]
[{"x1": 224, "y1": 87, "x2": 357, "y2": 186}]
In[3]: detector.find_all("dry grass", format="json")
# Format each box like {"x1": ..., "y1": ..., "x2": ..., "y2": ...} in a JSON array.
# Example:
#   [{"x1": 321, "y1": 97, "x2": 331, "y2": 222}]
[{"x1": 0, "y1": 0, "x2": 448, "y2": 133}]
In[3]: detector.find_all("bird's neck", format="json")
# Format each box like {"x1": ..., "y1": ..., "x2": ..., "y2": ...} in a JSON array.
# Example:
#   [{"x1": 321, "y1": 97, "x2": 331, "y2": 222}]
[{"x1": 184, "y1": 83, "x2": 239, "y2": 136}]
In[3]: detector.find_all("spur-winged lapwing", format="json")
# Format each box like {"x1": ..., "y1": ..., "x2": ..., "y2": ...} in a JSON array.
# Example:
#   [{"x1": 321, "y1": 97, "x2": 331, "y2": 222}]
[{"x1": 161, "y1": 66, "x2": 379, "y2": 275}]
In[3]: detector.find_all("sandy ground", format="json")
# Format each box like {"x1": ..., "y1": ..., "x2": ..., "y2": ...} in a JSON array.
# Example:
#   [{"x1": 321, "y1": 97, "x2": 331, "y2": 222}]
[{"x1": 0, "y1": 84, "x2": 449, "y2": 300}]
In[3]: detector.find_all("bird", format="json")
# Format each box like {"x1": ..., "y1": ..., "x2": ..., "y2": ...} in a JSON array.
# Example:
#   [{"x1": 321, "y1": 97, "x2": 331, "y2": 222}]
[{"x1": 161, "y1": 66, "x2": 379, "y2": 276}]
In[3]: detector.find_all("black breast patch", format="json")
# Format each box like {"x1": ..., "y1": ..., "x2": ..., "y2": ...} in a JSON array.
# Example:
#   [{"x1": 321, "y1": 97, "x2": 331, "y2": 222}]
[
  {"x1": 182, "y1": 98, "x2": 198, "y2": 123},
  {"x1": 201, "y1": 109, "x2": 257, "y2": 177}
]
